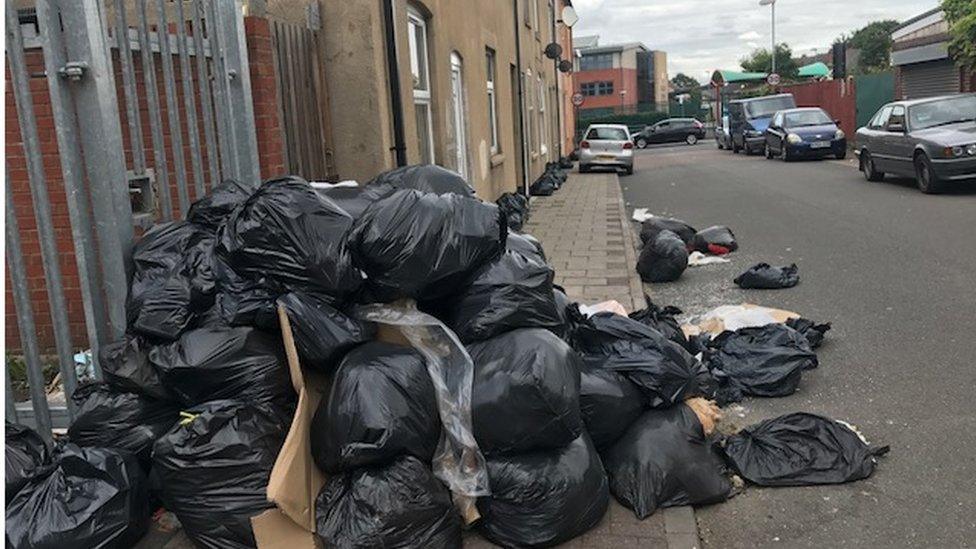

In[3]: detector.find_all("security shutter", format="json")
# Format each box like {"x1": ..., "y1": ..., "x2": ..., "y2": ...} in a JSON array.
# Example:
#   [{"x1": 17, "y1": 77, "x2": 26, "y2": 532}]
[{"x1": 901, "y1": 60, "x2": 960, "y2": 99}]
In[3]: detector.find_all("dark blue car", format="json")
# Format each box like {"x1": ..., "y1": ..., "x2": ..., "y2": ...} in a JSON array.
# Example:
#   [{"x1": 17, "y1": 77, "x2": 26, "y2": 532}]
[{"x1": 764, "y1": 107, "x2": 847, "y2": 161}]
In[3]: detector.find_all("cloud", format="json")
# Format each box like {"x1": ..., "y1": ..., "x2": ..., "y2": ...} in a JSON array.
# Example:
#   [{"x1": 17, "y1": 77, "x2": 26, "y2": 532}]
[
  {"x1": 747, "y1": 41, "x2": 759, "y2": 49},
  {"x1": 739, "y1": 31, "x2": 761, "y2": 40}
]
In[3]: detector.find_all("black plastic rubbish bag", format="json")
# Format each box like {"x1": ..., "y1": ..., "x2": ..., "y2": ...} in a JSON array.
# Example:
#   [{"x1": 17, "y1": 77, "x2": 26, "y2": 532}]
[
  {"x1": 149, "y1": 327, "x2": 293, "y2": 407},
  {"x1": 211, "y1": 258, "x2": 277, "y2": 329},
  {"x1": 314, "y1": 184, "x2": 392, "y2": 220},
  {"x1": 506, "y1": 230, "x2": 547, "y2": 263},
  {"x1": 5, "y1": 422, "x2": 50, "y2": 502},
  {"x1": 367, "y1": 164, "x2": 476, "y2": 197},
  {"x1": 476, "y1": 434, "x2": 609, "y2": 548},
  {"x1": 186, "y1": 179, "x2": 253, "y2": 230},
  {"x1": 734, "y1": 263, "x2": 799, "y2": 289},
  {"x1": 316, "y1": 455, "x2": 462, "y2": 549},
  {"x1": 277, "y1": 291, "x2": 376, "y2": 373},
  {"x1": 639, "y1": 217, "x2": 696, "y2": 247},
  {"x1": 349, "y1": 189, "x2": 506, "y2": 301},
  {"x1": 152, "y1": 400, "x2": 287, "y2": 549},
  {"x1": 786, "y1": 317, "x2": 831, "y2": 349},
  {"x1": 721, "y1": 412, "x2": 889, "y2": 487},
  {"x1": 692, "y1": 225, "x2": 738, "y2": 255},
  {"x1": 573, "y1": 312, "x2": 705, "y2": 408},
  {"x1": 704, "y1": 323, "x2": 818, "y2": 398},
  {"x1": 529, "y1": 176, "x2": 556, "y2": 196},
  {"x1": 310, "y1": 342, "x2": 440, "y2": 474},
  {"x1": 216, "y1": 175, "x2": 362, "y2": 299},
  {"x1": 579, "y1": 367, "x2": 644, "y2": 449},
  {"x1": 6, "y1": 444, "x2": 150, "y2": 549},
  {"x1": 99, "y1": 336, "x2": 172, "y2": 401},
  {"x1": 445, "y1": 249, "x2": 562, "y2": 343},
  {"x1": 603, "y1": 406, "x2": 731, "y2": 519},
  {"x1": 496, "y1": 192, "x2": 530, "y2": 231},
  {"x1": 629, "y1": 296, "x2": 691, "y2": 352},
  {"x1": 68, "y1": 383, "x2": 179, "y2": 464},
  {"x1": 468, "y1": 329, "x2": 583, "y2": 455},
  {"x1": 637, "y1": 230, "x2": 689, "y2": 283}
]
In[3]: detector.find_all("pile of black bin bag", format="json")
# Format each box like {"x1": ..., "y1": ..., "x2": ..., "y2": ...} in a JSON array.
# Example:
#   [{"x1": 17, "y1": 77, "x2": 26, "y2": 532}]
[{"x1": 529, "y1": 160, "x2": 572, "y2": 196}]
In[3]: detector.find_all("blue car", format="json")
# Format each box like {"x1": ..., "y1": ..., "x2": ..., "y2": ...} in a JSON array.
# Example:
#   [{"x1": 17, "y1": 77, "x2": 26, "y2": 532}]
[
  {"x1": 764, "y1": 107, "x2": 847, "y2": 161},
  {"x1": 727, "y1": 94, "x2": 797, "y2": 155}
]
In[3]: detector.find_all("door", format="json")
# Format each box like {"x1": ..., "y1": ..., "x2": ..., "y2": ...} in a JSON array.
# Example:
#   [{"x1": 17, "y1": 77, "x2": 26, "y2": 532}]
[
  {"x1": 648, "y1": 121, "x2": 670, "y2": 143},
  {"x1": 510, "y1": 64, "x2": 525, "y2": 193},
  {"x1": 450, "y1": 53, "x2": 469, "y2": 179},
  {"x1": 768, "y1": 112, "x2": 785, "y2": 153},
  {"x1": 870, "y1": 105, "x2": 895, "y2": 171},
  {"x1": 884, "y1": 105, "x2": 914, "y2": 176}
]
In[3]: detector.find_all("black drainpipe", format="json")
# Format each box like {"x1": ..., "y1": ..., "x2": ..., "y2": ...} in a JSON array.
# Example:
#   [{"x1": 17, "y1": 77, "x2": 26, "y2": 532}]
[
  {"x1": 513, "y1": 0, "x2": 529, "y2": 196},
  {"x1": 383, "y1": 0, "x2": 408, "y2": 167}
]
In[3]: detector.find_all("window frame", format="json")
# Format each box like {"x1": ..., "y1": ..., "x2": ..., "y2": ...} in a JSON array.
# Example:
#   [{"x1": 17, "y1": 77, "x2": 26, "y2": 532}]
[
  {"x1": 486, "y1": 47, "x2": 499, "y2": 155},
  {"x1": 526, "y1": 69, "x2": 536, "y2": 155},
  {"x1": 407, "y1": 8, "x2": 435, "y2": 163},
  {"x1": 538, "y1": 75, "x2": 547, "y2": 156}
]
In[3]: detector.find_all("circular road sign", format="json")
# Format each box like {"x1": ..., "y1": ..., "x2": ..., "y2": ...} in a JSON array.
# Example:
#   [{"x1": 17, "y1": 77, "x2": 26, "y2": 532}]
[
  {"x1": 572, "y1": 92, "x2": 584, "y2": 106},
  {"x1": 767, "y1": 73, "x2": 781, "y2": 86}
]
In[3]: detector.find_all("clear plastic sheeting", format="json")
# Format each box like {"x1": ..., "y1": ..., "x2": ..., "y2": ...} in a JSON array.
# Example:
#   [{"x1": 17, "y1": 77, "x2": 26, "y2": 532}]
[{"x1": 354, "y1": 302, "x2": 490, "y2": 514}]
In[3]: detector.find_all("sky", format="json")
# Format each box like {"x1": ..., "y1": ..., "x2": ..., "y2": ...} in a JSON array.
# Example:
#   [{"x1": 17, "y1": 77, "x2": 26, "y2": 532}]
[{"x1": 571, "y1": 0, "x2": 935, "y2": 82}]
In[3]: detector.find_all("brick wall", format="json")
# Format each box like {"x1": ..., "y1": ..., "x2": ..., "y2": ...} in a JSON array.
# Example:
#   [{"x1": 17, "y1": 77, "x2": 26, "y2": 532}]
[
  {"x1": 5, "y1": 16, "x2": 285, "y2": 352},
  {"x1": 574, "y1": 68, "x2": 639, "y2": 110}
]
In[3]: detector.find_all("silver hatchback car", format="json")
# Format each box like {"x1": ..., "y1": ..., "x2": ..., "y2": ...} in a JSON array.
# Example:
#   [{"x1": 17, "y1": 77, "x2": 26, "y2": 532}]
[{"x1": 579, "y1": 124, "x2": 634, "y2": 175}]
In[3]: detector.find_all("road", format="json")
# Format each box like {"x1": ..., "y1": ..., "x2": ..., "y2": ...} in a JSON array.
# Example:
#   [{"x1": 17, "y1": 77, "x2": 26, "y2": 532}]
[{"x1": 620, "y1": 143, "x2": 976, "y2": 548}]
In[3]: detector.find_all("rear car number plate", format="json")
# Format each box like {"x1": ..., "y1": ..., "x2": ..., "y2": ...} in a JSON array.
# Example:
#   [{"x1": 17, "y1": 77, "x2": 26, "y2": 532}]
[
  {"x1": 598, "y1": 154, "x2": 616, "y2": 160},
  {"x1": 811, "y1": 141, "x2": 830, "y2": 149}
]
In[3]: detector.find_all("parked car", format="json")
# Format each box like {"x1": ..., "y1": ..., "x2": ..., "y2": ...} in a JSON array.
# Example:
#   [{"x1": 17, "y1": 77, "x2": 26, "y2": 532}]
[
  {"x1": 764, "y1": 107, "x2": 846, "y2": 161},
  {"x1": 579, "y1": 124, "x2": 635, "y2": 175},
  {"x1": 715, "y1": 115, "x2": 733, "y2": 150},
  {"x1": 855, "y1": 94, "x2": 976, "y2": 193},
  {"x1": 728, "y1": 94, "x2": 796, "y2": 155},
  {"x1": 633, "y1": 118, "x2": 705, "y2": 148}
]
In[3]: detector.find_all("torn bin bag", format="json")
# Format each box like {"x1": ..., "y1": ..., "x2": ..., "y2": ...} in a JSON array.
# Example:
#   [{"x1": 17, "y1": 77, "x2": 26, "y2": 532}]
[
  {"x1": 573, "y1": 312, "x2": 704, "y2": 408},
  {"x1": 628, "y1": 296, "x2": 691, "y2": 352},
  {"x1": 6, "y1": 444, "x2": 150, "y2": 549},
  {"x1": 99, "y1": 336, "x2": 172, "y2": 401},
  {"x1": 721, "y1": 412, "x2": 889, "y2": 486},
  {"x1": 476, "y1": 434, "x2": 609, "y2": 548},
  {"x1": 67, "y1": 382, "x2": 179, "y2": 465},
  {"x1": 367, "y1": 164, "x2": 475, "y2": 197},
  {"x1": 468, "y1": 328, "x2": 583, "y2": 455},
  {"x1": 5, "y1": 422, "x2": 50, "y2": 502},
  {"x1": 579, "y1": 367, "x2": 644, "y2": 449},
  {"x1": 692, "y1": 225, "x2": 738, "y2": 255},
  {"x1": 152, "y1": 400, "x2": 287, "y2": 549},
  {"x1": 639, "y1": 216, "x2": 696, "y2": 247},
  {"x1": 786, "y1": 317, "x2": 831, "y2": 349},
  {"x1": 215, "y1": 175, "x2": 362, "y2": 300},
  {"x1": 310, "y1": 342, "x2": 440, "y2": 474},
  {"x1": 277, "y1": 291, "x2": 376, "y2": 373},
  {"x1": 497, "y1": 192, "x2": 530, "y2": 231},
  {"x1": 149, "y1": 326, "x2": 293, "y2": 407},
  {"x1": 316, "y1": 455, "x2": 462, "y2": 548},
  {"x1": 603, "y1": 405, "x2": 731, "y2": 519},
  {"x1": 734, "y1": 263, "x2": 799, "y2": 289},
  {"x1": 704, "y1": 323, "x2": 817, "y2": 398},
  {"x1": 637, "y1": 230, "x2": 688, "y2": 283},
  {"x1": 349, "y1": 189, "x2": 506, "y2": 301},
  {"x1": 446, "y1": 249, "x2": 562, "y2": 343},
  {"x1": 186, "y1": 179, "x2": 253, "y2": 230}
]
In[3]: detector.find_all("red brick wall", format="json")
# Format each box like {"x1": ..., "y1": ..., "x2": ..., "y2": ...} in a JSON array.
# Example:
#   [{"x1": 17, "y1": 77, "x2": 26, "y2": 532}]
[
  {"x1": 574, "y1": 68, "x2": 639, "y2": 110},
  {"x1": 5, "y1": 17, "x2": 285, "y2": 352}
]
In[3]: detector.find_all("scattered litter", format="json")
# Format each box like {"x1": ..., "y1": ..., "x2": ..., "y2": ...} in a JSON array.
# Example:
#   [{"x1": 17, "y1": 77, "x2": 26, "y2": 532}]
[
  {"x1": 684, "y1": 396, "x2": 723, "y2": 437},
  {"x1": 703, "y1": 324, "x2": 817, "y2": 399},
  {"x1": 786, "y1": 317, "x2": 832, "y2": 349},
  {"x1": 734, "y1": 263, "x2": 800, "y2": 289},
  {"x1": 685, "y1": 303, "x2": 800, "y2": 336},
  {"x1": 692, "y1": 226, "x2": 738, "y2": 255},
  {"x1": 578, "y1": 300, "x2": 629, "y2": 317},
  {"x1": 688, "y1": 251, "x2": 731, "y2": 266},
  {"x1": 637, "y1": 230, "x2": 689, "y2": 283},
  {"x1": 631, "y1": 208, "x2": 653, "y2": 222},
  {"x1": 628, "y1": 296, "x2": 693, "y2": 352}
]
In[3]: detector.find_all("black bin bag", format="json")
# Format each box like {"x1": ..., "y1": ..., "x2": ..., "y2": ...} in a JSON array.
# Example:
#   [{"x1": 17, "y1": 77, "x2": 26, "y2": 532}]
[
  {"x1": 310, "y1": 342, "x2": 440, "y2": 474},
  {"x1": 476, "y1": 434, "x2": 609, "y2": 548},
  {"x1": 722, "y1": 412, "x2": 889, "y2": 487},
  {"x1": 506, "y1": 230, "x2": 546, "y2": 263},
  {"x1": 367, "y1": 163, "x2": 476, "y2": 197},
  {"x1": 446, "y1": 249, "x2": 562, "y2": 343},
  {"x1": 704, "y1": 323, "x2": 817, "y2": 398},
  {"x1": 211, "y1": 258, "x2": 277, "y2": 330},
  {"x1": 152, "y1": 400, "x2": 287, "y2": 549},
  {"x1": 216, "y1": 175, "x2": 362, "y2": 300},
  {"x1": 785, "y1": 317, "x2": 831, "y2": 349},
  {"x1": 637, "y1": 230, "x2": 688, "y2": 283},
  {"x1": 99, "y1": 336, "x2": 172, "y2": 401},
  {"x1": 734, "y1": 263, "x2": 799, "y2": 289},
  {"x1": 573, "y1": 312, "x2": 704, "y2": 408},
  {"x1": 277, "y1": 291, "x2": 376, "y2": 373},
  {"x1": 468, "y1": 328, "x2": 583, "y2": 456},
  {"x1": 5, "y1": 422, "x2": 50, "y2": 502},
  {"x1": 692, "y1": 225, "x2": 738, "y2": 254},
  {"x1": 496, "y1": 192, "x2": 530, "y2": 231},
  {"x1": 349, "y1": 189, "x2": 506, "y2": 302},
  {"x1": 603, "y1": 405, "x2": 732, "y2": 519},
  {"x1": 186, "y1": 179, "x2": 253, "y2": 230},
  {"x1": 67, "y1": 382, "x2": 179, "y2": 465},
  {"x1": 579, "y1": 367, "x2": 644, "y2": 449},
  {"x1": 149, "y1": 326, "x2": 293, "y2": 407},
  {"x1": 529, "y1": 176, "x2": 556, "y2": 196},
  {"x1": 639, "y1": 216, "x2": 696, "y2": 247},
  {"x1": 629, "y1": 296, "x2": 691, "y2": 352},
  {"x1": 316, "y1": 455, "x2": 462, "y2": 549},
  {"x1": 6, "y1": 444, "x2": 150, "y2": 549},
  {"x1": 314, "y1": 184, "x2": 392, "y2": 221}
]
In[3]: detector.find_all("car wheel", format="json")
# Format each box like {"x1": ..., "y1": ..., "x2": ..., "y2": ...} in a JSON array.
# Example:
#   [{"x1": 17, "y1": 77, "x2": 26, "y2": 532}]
[
  {"x1": 861, "y1": 151, "x2": 884, "y2": 181},
  {"x1": 579, "y1": 164, "x2": 590, "y2": 174},
  {"x1": 781, "y1": 145, "x2": 792, "y2": 162},
  {"x1": 636, "y1": 138, "x2": 647, "y2": 149},
  {"x1": 717, "y1": 140, "x2": 724, "y2": 150},
  {"x1": 764, "y1": 143, "x2": 773, "y2": 159},
  {"x1": 835, "y1": 150, "x2": 847, "y2": 160},
  {"x1": 732, "y1": 139, "x2": 740, "y2": 154},
  {"x1": 686, "y1": 134, "x2": 698, "y2": 145},
  {"x1": 914, "y1": 153, "x2": 944, "y2": 194},
  {"x1": 624, "y1": 166, "x2": 634, "y2": 176}
]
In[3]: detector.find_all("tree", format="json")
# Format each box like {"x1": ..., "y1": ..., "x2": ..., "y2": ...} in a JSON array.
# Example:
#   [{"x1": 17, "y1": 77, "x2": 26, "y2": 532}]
[
  {"x1": 943, "y1": 0, "x2": 976, "y2": 68},
  {"x1": 845, "y1": 20, "x2": 900, "y2": 73},
  {"x1": 740, "y1": 44, "x2": 798, "y2": 78},
  {"x1": 670, "y1": 73, "x2": 701, "y2": 92}
]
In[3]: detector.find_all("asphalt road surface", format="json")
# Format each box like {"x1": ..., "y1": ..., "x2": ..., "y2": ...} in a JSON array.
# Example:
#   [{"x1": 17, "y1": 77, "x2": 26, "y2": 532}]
[{"x1": 619, "y1": 143, "x2": 976, "y2": 548}]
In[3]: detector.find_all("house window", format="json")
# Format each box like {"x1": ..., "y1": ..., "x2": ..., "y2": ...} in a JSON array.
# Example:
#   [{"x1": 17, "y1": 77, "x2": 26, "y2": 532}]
[
  {"x1": 408, "y1": 8, "x2": 434, "y2": 164},
  {"x1": 526, "y1": 69, "x2": 536, "y2": 155},
  {"x1": 581, "y1": 81, "x2": 614, "y2": 96},
  {"x1": 486, "y1": 48, "x2": 499, "y2": 154},
  {"x1": 450, "y1": 52, "x2": 469, "y2": 179},
  {"x1": 538, "y1": 76, "x2": 547, "y2": 155}
]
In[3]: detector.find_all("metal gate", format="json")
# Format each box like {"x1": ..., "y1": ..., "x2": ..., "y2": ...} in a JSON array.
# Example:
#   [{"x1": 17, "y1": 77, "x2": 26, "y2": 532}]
[
  {"x1": 5, "y1": 0, "x2": 260, "y2": 436},
  {"x1": 854, "y1": 72, "x2": 895, "y2": 129}
]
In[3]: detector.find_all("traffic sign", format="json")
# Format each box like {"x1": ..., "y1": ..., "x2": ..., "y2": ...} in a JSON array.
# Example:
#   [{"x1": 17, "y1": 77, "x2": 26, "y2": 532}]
[
  {"x1": 767, "y1": 73, "x2": 781, "y2": 86},
  {"x1": 571, "y1": 92, "x2": 584, "y2": 106}
]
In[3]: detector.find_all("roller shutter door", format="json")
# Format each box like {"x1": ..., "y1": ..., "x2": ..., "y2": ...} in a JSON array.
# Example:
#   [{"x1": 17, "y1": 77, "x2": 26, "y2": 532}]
[{"x1": 901, "y1": 60, "x2": 960, "y2": 99}]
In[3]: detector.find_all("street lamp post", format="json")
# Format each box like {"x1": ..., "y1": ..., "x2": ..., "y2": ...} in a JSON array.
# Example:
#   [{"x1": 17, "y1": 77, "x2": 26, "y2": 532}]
[{"x1": 759, "y1": 0, "x2": 776, "y2": 75}]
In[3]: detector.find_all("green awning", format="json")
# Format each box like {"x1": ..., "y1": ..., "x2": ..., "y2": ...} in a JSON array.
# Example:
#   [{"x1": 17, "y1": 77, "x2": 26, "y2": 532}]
[
  {"x1": 798, "y1": 62, "x2": 830, "y2": 78},
  {"x1": 711, "y1": 69, "x2": 768, "y2": 85}
]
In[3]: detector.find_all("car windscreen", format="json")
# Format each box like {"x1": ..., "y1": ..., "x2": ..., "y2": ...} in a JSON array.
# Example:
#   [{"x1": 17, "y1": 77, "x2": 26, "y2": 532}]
[
  {"x1": 744, "y1": 96, "x2": 796, "y2": 119},
  {"x1": 784, "y1": 110, "x2": 832, "y2": 127},
  {"x1": 586, "y1": 127, "x2": 629, "y2": 140},
  {"x1": 908, "y1": 95, "x2": 976, "y2": 130}
]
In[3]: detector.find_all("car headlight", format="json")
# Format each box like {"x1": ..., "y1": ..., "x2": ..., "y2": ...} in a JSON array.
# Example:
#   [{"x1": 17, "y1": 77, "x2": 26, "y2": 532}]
[
  {"x1": 967, "y1": 143, "x2": 976, "y2": 156},
  {"x1": 952, "y1": 146, "x2": 965, "y2": 157},
  {"x1": 745, "y1": 130, "x2": 762, "y2": 137},
  {"x1": 835, "y1": 129, "x2": 845, "y2": 140},
  {"x1": 787, "y1": 133, "x2": 802, "y2": 144}
]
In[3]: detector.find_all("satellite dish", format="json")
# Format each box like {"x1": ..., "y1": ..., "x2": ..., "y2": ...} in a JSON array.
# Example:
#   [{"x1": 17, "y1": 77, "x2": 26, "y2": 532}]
[
  {"x1": 561, "y1": 6, "x2": 579, "y2": 27},
  {"x1": 544, "y1": 42, "x2": 563, "y2": 60},
  {"x1": 559, "y1": 60, "x2": 573, "y2": 73}
]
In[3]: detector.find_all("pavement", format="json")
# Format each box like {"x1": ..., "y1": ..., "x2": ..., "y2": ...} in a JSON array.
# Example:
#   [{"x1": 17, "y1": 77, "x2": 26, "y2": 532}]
[{"x1": 620, "y1": 142, "x2": 976, "y2": 548}]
